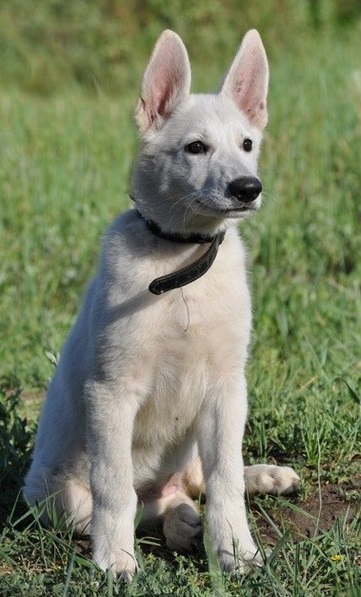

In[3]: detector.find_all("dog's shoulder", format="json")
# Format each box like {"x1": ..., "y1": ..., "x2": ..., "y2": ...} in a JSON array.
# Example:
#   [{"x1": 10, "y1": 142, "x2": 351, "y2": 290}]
[
  {"x1": 98, "y1": 209, "x2": 155, "y2": 289},
  {"x1": 104, "y1": 209, "x2": 149, "y2": 258}
]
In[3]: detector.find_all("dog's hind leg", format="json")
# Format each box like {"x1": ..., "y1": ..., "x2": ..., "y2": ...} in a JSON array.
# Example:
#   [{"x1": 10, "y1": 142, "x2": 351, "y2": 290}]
[
  {"x1": 163, "y1": 494, "x2": 202, "y2": 552},
  {"x1": 23, "y1": 471, "x2": 92, "y2": 534},
  {"x1": 244, "y1": 464, "x2": 300, "y2": 497},
  {"x1": 141, "y1": 485, "x2": 202, "y2": 553},
  {"x1": 54, "y1": 479, "x2": 93, "y2": 534},
  {"x1": 181, "y1": 457, "x2": 300, "y2": 499}
]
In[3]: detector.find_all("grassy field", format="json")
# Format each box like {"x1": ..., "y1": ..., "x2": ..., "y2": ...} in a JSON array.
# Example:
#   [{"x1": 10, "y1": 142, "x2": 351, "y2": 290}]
[{"x1": 0, "y1": 2, "x2": 360, "y2": 595}]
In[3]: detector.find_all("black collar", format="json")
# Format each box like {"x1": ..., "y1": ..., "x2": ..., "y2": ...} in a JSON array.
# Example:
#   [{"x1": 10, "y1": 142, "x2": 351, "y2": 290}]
[{"x1": 136, "y1": 210, "x2": 226, "y2": 295}]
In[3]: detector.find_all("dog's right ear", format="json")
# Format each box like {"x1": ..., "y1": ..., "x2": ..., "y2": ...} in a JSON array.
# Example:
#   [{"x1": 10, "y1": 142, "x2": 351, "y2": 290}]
[{"x1": 135, "y1": 30, "x2": 191, "y2": 135}]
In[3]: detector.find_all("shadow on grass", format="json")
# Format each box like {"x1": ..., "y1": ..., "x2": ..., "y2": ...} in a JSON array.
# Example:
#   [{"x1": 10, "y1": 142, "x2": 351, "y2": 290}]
[{"x1": 0, "y1": 376, "x2": 35, "y2": 529}]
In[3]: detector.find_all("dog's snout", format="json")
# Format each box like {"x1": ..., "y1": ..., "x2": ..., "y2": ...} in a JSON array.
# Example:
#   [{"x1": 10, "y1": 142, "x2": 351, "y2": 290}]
[{"x1": 228, "y1": 176, "x2": 262, "y2": 203}]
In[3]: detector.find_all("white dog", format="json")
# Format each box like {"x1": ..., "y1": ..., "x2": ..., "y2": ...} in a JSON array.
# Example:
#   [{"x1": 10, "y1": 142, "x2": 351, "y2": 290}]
[{"x1": 24, "y1": 29, "x2": 299, "y2": 581}]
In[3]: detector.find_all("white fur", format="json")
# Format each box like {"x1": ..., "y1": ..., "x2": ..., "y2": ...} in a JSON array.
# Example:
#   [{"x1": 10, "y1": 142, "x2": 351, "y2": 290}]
[{"x1": 23, "y1": 29, "x2": 299, "y2": 581}]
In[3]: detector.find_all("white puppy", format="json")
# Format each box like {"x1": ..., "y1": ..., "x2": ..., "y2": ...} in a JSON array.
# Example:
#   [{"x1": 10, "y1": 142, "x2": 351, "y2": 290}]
[{"x1": 24, "y1": 29, "x2": 299, "y2": 581}]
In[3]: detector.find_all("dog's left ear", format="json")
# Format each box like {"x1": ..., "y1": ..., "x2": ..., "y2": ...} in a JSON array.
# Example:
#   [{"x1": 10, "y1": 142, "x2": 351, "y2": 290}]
[
  {"x1": 135, "y1": 30, "x2": 191, "y2": 135},
  {"x1": 220, "y1": 29, "x2": 269, "y2": 130}
]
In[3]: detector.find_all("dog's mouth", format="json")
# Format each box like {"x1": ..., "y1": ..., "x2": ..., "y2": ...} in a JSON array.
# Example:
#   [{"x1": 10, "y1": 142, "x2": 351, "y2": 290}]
[{"x1": 194, "y1": 199, "x2": 260, "y2": 218}]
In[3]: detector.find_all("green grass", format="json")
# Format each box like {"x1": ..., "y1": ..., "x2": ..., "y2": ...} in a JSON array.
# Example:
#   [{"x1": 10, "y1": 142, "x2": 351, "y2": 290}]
[
  {"x1": 0, "y1": 89, "x2": 136, "y2": 387},
  {"x1": 1, "y1": 2, "x2": 361, "y2": 595}
]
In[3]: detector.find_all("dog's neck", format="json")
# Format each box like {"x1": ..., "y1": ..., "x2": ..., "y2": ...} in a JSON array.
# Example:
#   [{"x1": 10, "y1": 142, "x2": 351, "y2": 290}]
[
  {"x1": 136, "y1": 210, "x2": 221, "y2": 244},
  {"x1": 135, "y1": 209, "x2": 226, "y2": 295}
]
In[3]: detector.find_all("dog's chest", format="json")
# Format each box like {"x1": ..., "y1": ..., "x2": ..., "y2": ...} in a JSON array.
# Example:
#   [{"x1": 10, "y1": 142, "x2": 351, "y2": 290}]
[
  {"x1": 137, "y1": 291, "x2": 219, "y2": 418},
  {"x1": 132, "y1": 275, "x2": 250, "y2": 449},
  {"x1": 114, "y1": 227, "x2": 251, "y2": 462},
  {"x1": 169, "y1": 288, "x2": 212, "y2": 331}
]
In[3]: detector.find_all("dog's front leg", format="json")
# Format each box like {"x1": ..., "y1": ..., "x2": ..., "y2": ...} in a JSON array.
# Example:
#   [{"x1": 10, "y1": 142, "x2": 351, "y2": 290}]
[
  {"x1": 198, "y1": 374, "x2": 262, "y2": 574},
  {"x1": 86, "y1": 380, "x2": 139, "y2": 582}
]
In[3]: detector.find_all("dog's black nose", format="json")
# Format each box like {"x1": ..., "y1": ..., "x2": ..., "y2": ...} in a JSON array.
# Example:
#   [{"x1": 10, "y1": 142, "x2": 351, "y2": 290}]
[{"x1": 228, "y1": 176, "x2": 262, "y2": 202}]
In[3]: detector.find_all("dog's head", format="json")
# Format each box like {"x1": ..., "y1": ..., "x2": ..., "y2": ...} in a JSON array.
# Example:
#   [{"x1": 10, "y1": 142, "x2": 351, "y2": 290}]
[{"x1": 131, "y1": 29, "x2": 269, "y2": 236}]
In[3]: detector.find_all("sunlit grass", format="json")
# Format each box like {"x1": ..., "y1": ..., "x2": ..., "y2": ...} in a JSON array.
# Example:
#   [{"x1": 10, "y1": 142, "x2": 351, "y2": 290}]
[{"x1": 0, "y1": 8, "x2": 360, "y2": 596}]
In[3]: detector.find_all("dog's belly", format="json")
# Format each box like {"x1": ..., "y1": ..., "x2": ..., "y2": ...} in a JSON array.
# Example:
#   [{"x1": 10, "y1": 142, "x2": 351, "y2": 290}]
[
  {"x1": 131, "y1": 341, "x2": 206, "y2": 492},
  {"x1": 132, "y1": 362, "x2": 205, "y2": 493}
]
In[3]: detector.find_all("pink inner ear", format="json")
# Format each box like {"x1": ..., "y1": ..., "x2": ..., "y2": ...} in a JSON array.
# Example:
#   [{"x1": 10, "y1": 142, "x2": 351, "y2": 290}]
[
  {"x1": 234, "y1": 77, "x2": 261, "y2": 117},
  {"x1": 234, "y1": 80, "x2": 243, "y2": 94},
  {"x1": 231, "y1": 69, "x2": 267, "y2": 127},
  {"x1": 137, "y1": 32, "x2": 191, "y2": 133},
  {"x1": 142, "y1": 74, "x2": 173, "y2": 127},
  {"x1": 220, "y1": 31, "x2": 268, "y2": 129},
  {"x1": 234, "y1": 53, "x2": 266, "y2": 107},
  {"x1": 153, "y1": 76, "x2": 174, "y2": 119}
]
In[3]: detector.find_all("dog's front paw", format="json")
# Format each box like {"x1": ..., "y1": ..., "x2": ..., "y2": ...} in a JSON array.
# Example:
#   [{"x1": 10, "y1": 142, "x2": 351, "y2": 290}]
[
  {"x1": 245, "y1": 464, "x2": 300, "y2": 497},
  {"x1": 93, "y1": 545, "x2": 138, "y2": 583},
  {"x1": 218, "y1": 541, "x2": 264, "y2": 575},
  {"x1": 163, "y1": 503, "x2": 202, "y2": 552}
]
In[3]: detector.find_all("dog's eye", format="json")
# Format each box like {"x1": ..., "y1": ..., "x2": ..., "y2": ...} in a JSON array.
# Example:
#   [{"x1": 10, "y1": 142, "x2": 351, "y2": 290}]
[
  {"x1": 242, "y1": 138, "x2": 253, "y2": 152},
  {"x1": 185, "y1": 141, "x2": 208, "y2": 155}
]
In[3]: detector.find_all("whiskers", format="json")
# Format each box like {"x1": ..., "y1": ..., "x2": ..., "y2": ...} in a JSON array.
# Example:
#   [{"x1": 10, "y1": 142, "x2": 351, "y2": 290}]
[
  {"x1": 136, "y1": 187, "x2": 226, "y2": 234},
  {"x1": 261, "y1": 189, "x2": 278, "y2": 206},
  {"x1": 148, "y1": 189, "x2": 202, "y2": 231}
]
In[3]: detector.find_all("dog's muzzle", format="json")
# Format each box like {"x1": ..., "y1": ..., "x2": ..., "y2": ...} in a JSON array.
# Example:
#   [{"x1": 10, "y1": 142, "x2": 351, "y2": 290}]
[{"x1": 228, "y1": 176, "x2": 262, "y2": 203}]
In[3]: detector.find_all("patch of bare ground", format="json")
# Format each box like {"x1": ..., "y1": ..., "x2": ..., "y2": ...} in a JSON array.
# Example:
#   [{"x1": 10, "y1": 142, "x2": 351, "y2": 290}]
[{"x1": 253, "y1": 476, "x2": 361, "y2": 545}]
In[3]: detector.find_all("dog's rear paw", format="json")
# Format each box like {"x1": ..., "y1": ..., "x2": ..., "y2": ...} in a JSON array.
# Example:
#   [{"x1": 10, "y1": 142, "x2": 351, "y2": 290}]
[
  {"x1": 245, "y1": 464, "x2": 300, "y2": 497},
  {"x1": 163, "y1": 503, "x2": 202, "y2": 552}
]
